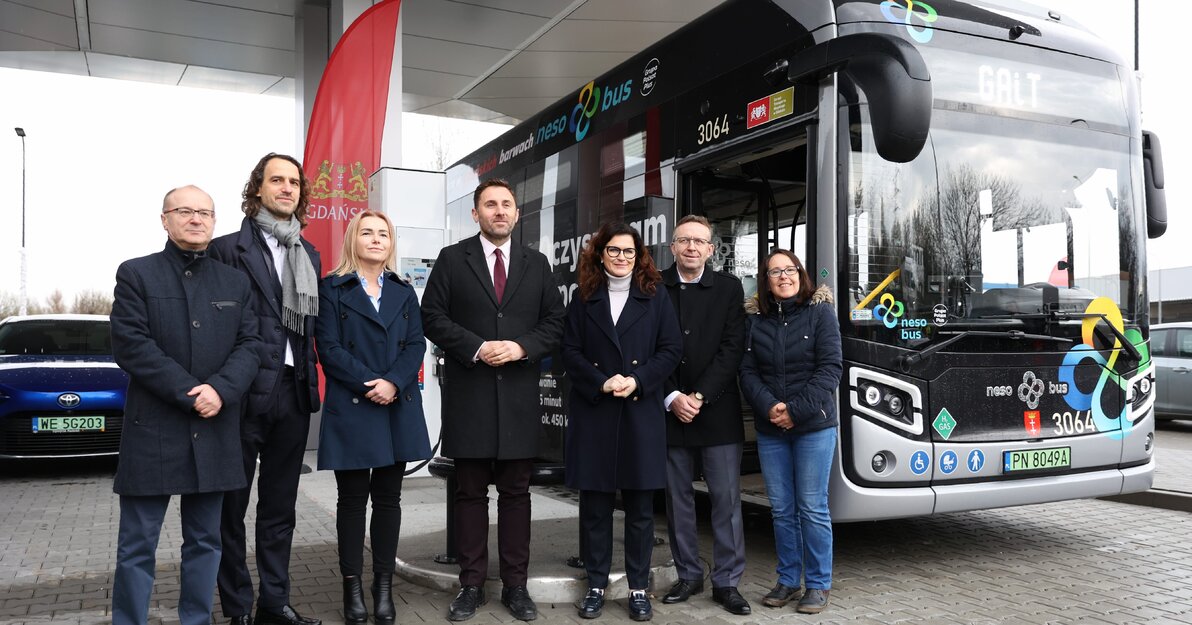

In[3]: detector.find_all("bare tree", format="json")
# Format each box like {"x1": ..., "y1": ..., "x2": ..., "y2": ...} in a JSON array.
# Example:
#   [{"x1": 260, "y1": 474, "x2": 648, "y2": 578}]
[
  {"x1": 45, "y1": 290, "x2": 67, "y2": 314},
  {"x1": 0, "y1": 291, "x2": 45, "y2": 318},
  {"x1": 72, "y1": 290, "x2": 114, "y2": 315}
]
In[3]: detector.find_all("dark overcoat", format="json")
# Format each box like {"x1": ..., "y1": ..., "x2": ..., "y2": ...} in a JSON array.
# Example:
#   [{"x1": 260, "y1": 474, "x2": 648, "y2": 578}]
[
  {"x1": 420, "y1": 234, "x2": 565, "y2": 459},
  {"x1": 562, "y1": 282, "x2": 683, "y2": 492},
  {"x1": 661, "y1": 266, "x2": 746, "y2": 447},
  {"x1": 740, "y1": 285, "x2": 843, "y2": 437},
  {"x1": 209, "y1": 217, "x2": 321, "y2": 417},
  {"x1": 110, "y1": 242, "x2": 261, "y2": 496},
  {"x1": 315, "y1": 272, "x2": 431, "y2": 470}
]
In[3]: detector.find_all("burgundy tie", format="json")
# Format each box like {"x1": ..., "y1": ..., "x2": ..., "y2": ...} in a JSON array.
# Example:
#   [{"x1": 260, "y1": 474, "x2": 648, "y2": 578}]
[{"x1": 493, "y1": 249, "x2": 506, "y2": 304}]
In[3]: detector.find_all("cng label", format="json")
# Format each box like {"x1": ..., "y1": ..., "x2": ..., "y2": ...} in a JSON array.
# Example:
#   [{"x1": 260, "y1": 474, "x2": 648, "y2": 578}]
[
  {"x1": 933, "y1": 408, "x2": 957, "y2": 439},
  {"x1": 910, "y1": 450, "x2": 930, "y2": 475},
  {"x1": 939, "y1": 450, "x2": 958, "y2": 474}
]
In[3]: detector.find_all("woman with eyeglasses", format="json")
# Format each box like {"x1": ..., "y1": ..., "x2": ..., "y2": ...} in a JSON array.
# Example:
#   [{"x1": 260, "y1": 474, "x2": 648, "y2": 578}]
[
  {"x1": 561, "y1": 222, "x2": 682, "y2": 621},
  {"x1": 739, "y1": 249, "x2": 842, "y2": 615}
]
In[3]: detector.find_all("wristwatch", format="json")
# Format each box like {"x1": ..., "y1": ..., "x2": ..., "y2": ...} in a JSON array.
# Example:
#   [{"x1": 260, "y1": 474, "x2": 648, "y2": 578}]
[{"x1": 693, "y1": 391, "x2": 705, "y2": 402}]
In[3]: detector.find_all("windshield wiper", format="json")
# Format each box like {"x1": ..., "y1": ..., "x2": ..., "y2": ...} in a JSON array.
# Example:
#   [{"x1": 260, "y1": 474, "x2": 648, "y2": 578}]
[
  {"x1": 898, "y1": 329, "x2": 1072, "y2": 373},
  {"x1": 980, "y1": 311, "x2": 1142, "y2": 362}
]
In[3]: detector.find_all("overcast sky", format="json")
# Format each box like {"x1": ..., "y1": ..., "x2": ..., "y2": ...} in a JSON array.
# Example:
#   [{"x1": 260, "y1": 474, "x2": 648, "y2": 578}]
[{"x1": 0, "y1": 0, "x2": 1184, "y2": 304}]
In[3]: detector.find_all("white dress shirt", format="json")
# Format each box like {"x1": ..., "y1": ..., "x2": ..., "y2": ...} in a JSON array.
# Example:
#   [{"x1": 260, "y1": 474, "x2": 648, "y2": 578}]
[{"x1": 260, "y1": 229, "x2": 295, "y2": 367}]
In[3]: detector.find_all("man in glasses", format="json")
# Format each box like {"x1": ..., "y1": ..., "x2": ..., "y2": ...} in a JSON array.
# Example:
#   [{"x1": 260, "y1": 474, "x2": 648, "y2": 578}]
[
  {"x1": 110, "y1": 185, "x2": 261, "y2": 625},
  {"x1": 659, "y1": 215, "x2": 751, "y2": 615},
  {"x1": 421, "y1": 179, "x2": 565, "y2": 621},
  {"x1": 210, "y1": 154, "x2": 322, "y2": 625}
]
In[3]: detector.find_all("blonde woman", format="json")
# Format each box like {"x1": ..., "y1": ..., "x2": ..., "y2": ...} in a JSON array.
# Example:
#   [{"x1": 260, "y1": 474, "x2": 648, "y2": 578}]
[{"x1": 315, "y1": 210, "x2": 431, "y2": 625}]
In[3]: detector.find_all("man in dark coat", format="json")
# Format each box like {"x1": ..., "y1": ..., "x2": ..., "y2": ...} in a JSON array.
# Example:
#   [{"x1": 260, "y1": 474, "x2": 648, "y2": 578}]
[
  {"x1": 421, "y1": 179, "x2": 565, "y2": 622},
  {"x1": 110, "y1": 185, "x2": 261, "y2": 625},
  {"x1": 210, "y1": 153, "x2": 322, "y2": 625},
  {"x1": 659, "y1": 215, "x2": 751, "y2": 615}
]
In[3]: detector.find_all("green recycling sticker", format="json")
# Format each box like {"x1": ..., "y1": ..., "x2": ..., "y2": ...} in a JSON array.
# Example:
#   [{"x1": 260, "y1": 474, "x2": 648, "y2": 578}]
[{"x1": 933, "y1": 408, "x2": 957, "y2": 440}]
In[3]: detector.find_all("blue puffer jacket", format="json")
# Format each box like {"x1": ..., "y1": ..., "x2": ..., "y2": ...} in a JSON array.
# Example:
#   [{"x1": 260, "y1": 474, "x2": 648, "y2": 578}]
[{"x1": 740, "y1": 284, "x2": 843, "y2": 437}]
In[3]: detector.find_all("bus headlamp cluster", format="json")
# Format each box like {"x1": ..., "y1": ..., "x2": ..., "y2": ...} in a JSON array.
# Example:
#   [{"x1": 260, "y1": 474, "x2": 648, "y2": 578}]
[
  {"x1": 1131, "y1": 373, "x2": 1154, "y2": 409},
  {"x1": 858, "y1": 381, "x2": 912, "y2": 424}
]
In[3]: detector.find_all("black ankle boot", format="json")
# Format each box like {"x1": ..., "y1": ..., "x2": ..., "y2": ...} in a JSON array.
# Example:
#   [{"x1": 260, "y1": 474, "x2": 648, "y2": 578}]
[
  {"x1": 343, "y1": 575, "x2": 368, "y2": 624},
  {"x1": 373, "y1": 574, "x2": 396, "y2": 625}
]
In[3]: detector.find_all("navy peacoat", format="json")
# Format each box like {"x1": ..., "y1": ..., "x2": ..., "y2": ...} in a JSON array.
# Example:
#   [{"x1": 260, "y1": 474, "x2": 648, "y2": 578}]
[
  {"x1": 110, "y1": 242, "x2": 262, "y2": 496},
  {"x1": 314, "y1": 272, "x2": 431, "y2": 470},
  {"x1": 421, "y1": 234, "x2": 565, "y2": 460},
  {"x1": 562, "y1": 283, "x2": 683, "y2": 492}
]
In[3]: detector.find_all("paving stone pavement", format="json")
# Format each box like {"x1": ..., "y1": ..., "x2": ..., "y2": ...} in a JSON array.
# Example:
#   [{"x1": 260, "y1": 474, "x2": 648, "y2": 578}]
[{"x1": 2, "y1": 449, "x2": 1192, "y2": 625}]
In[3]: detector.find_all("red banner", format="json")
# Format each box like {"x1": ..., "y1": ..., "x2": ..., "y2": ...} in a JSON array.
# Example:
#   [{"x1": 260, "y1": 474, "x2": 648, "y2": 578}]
[{"x1": 302, "y1": 0, "x2": 401, "y2": 271}]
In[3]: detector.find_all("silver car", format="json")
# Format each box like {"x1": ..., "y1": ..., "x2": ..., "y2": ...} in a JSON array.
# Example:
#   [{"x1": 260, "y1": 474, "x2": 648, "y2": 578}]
[{"x1": 1152, "y1": 322, "x2": 1192, "y2": 420}]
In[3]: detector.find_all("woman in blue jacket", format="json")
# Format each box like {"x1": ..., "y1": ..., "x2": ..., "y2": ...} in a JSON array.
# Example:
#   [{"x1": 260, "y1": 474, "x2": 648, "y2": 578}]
[
  {"x1": 739, "y1": 249, "x2": 842, "y2": 615},
  {"x1": 315, "y1": 210, "x2": 431, "y2": 625},
  {"x1": 562, "y1": 222, "x2": 682, "y2": 621}
]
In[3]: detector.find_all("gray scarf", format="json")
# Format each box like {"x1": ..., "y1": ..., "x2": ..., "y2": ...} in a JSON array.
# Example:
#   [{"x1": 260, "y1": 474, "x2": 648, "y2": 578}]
[{"x1": 253, "y1": 213, "x2": 319, "y2": 335}]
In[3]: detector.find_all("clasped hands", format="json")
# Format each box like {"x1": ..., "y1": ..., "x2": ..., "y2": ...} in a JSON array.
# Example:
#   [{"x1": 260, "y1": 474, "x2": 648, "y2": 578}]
[
  {"x1": 671, "y1": 392, "x2": 704, "y2": 423},
  {"x1": 768, "y1": 402, "x2": 794, "y2": 430},
  {"x1": 188, "y1": 384, "x2": 223, "y2": 418},
  {"x1": 479, "y1": 340, "x2": 526, "y2": 367},
  {"x1": 601, "y1": 374, "x2": 638, "y2": 398},
  {"x1": 364, "y1": 378, "x2": 398, "y2": 405}
]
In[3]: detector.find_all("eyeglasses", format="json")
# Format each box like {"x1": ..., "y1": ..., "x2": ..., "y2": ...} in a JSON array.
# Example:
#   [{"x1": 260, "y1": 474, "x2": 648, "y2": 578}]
[
  {"x1": 604, "y1": 246, "x2": 637, "y2": 259},
  {"x1": 673, "y1": 236, "x2": 711, "y2": 247},
  {"x1": 766, "y1": 266, "x2": 800, "y2": 278},
  {"x1": 164, "y1": 207, "x2": 215, "y2": 220}
]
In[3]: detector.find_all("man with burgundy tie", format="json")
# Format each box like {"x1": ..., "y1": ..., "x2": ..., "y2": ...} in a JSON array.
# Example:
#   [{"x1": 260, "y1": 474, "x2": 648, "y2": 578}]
[{"x1": 421, "y1": 179, "x2": 565, "y2": 622}]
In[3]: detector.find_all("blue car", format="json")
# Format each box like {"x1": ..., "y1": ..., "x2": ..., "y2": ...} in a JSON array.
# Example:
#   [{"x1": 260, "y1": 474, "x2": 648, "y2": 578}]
[{"x1": 0, "y1": 314, "x2": 127, "y2": 458}]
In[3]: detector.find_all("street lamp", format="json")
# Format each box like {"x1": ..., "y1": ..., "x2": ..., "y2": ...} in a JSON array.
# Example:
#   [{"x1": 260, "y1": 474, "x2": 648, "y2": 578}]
[{"x1": 13, "y1": 127, "x2": 26, "y2": 317}]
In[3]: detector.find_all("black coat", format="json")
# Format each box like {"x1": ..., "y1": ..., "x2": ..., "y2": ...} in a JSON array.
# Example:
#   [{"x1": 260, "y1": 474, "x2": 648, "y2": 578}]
[
  {"x1": 315, "y1": 272, "x2": 431, "y2": 470},
  {"x1": 209, "y1": 218, "x2": 321, "y2": 417},
  {"x1": 740, "y1": 285, "x2": 843, "y2": 437},
  {"x1": 662, "y1": 266, "x2": 746, "y2": 447},
  {"x1": 421, "y1": 234, "x2": 565, "y2": 459},
  {"x1": 562, "y1": 283, "x2": 683, "y2": 491},
  {"x1": 111, "y1": 243, "x2": 261, "y2": 496}
]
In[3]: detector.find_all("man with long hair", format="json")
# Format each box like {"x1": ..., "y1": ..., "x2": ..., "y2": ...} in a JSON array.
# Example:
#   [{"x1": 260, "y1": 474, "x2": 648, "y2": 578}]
[{"x1": 210, "y1": 153, "x2": 322, "y2": 625}]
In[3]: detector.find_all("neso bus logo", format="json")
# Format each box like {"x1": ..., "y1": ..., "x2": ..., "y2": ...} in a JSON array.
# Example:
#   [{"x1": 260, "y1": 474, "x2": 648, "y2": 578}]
[
  {"x1": 879, "y1": 0, "x2": 938, "y2": 43},
  {"x1": 536, "y1": 79, "x2": 634, "y2": 144}
]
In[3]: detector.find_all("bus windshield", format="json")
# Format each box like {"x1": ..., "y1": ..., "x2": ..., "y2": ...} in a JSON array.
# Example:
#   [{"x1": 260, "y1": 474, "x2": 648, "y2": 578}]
[{"x1": 844, "y1": 40, "x2": 1144, "y2": 347}]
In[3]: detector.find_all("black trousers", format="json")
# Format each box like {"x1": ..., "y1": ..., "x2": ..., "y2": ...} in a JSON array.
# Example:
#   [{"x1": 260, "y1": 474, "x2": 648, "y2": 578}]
[
  {"x1": 454, "y1": 458, "x2": 533, "y2": 587},
  {"x1": 334, "y1": 463, "x2": 407, "y2": 577},
  {"x1": 579, "y1": 489, "x2": 655, "y2": 590},
  {"x1": 218, "y1": 370, "x2": 311, "y2": 616}
]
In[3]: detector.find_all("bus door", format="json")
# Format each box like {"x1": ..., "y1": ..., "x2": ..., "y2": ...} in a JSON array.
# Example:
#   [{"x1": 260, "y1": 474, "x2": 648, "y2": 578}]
[{"x1": 678, "y1": 128, "x2": 813, "y2": 476}]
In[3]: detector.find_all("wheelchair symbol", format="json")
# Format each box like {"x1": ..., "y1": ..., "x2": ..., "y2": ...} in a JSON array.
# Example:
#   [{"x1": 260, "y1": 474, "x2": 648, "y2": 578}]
[{"x1": 910, "y1": 450, "x2": 929, "y2": 475}]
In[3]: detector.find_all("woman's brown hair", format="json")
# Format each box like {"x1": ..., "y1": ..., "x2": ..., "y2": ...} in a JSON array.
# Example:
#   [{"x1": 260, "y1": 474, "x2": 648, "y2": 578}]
[
  {"x1": 577, "y1": 222, "x2": 662, "y2": 301},
  {"x1": 756, "y1": 249, "x2": 815, "y2": 316}
]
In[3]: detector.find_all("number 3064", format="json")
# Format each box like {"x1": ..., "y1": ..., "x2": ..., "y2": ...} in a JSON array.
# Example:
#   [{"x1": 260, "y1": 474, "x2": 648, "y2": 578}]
[{"x1": 1052, "y1": 410, "x2": 1094, "y2": 436}]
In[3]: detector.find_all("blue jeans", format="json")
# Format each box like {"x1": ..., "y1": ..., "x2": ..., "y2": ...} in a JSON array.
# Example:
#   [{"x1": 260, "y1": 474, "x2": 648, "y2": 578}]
[{"x1": 757, "y1": 427, "x2": 836, "y2": 590}]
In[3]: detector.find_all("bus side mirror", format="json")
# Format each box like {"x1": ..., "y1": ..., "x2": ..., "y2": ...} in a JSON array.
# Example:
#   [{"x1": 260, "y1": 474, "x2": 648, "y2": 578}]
[
  {"x1": 786, "y1": 33, "x2": 931, "y2": 164},
  {"x1": 1143, "y1": 130, "x2": 1167, "y2": 238}
]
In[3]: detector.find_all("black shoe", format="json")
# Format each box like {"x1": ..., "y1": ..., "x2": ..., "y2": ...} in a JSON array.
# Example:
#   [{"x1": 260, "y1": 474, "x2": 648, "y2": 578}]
[
  {"x1": 761, "y1": 582, "x2": 800, "y2": 608},
  {"x1": 627, "y1": 590, "x2": 652, "y2": 622},
  {"x1": 661, "y1": 578, "x2": 703, "y2": 604},
  {"x1": 448, "y1": 585, "x2": 487, "y2": 621},
  {"x1": 229, "y1": 617, "x2": 253, "y2": 625},
  {"x1": 255, "y1": 605, "x2": 320, "y2": 625},
  {"x1": 342, "y1": 576, "x2": 368, "y2": 625},
  {"x1": 796, "y1": 588, "x2": 830, "y2": 614},
  {"x1": 500, "y1": 585, "x2": 538, "y2": 621},
  {"x1": 712, "y1": 586, "x2": 752, "y2": 615},
  {"x1": 577, "y1": 588, "x2": 604, "y2": 619},
  {"x1": 373, "y1": 574, "x2": 396, "y2": 625}
]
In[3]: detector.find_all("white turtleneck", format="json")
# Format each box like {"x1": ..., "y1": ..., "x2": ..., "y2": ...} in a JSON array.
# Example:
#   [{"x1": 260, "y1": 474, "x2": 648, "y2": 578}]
[{"x1": 606, "y1": 271, "x2": 632, "y2": 324}]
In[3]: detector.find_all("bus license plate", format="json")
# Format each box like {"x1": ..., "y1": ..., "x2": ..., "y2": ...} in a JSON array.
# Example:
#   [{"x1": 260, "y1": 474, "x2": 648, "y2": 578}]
[
  {"x1": 1003, "y1": 446, "x2": 1071, "y2": 473},
  {"x1": 32, "y1": 416, "x2": 105, "y2": 433}
]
